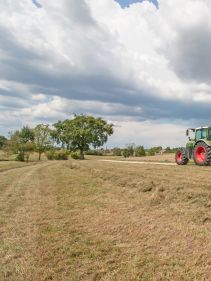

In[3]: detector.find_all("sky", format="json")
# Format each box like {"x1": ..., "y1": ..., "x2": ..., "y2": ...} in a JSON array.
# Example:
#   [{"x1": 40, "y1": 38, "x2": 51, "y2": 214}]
[
  {"x1": 32, "y1": 0, "x2": 42, "y2": 8},
  {"x1": 1, "y1": 0, "x2": 211, "y2": 148},
  {"x1": 116, "y1": 0, "x2": 159, "y2": 9}
]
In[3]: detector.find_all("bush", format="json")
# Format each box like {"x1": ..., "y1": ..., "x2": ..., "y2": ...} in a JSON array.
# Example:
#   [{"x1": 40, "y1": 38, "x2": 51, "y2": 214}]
[
  {"x1": 55, "y1": 149, "x2": 69, "y2": 160},
  {"x1": 147, "y1": 146, "x2": 162, "y2": 156},
  {"x1": 122, "y1": 149, "x2": 130, "y2": 158},
  {"x1": 0, "y1": 136, "x2": 7, "y2": 149},
  {"x1": 85, "y1": 149, "x2": 103, "y2": 156},
  {"x1": 70, "y1": 151, "x2": 80, "y2": 160},
  {"x1": 45, "y1": 150, "x2": 56, "y2": 160},
  {"x1": 46, "y1": 149, "x2": 69, "y2": 160},
  {"x1": 16, "y1": 152, "x2": 25, "y2": 162},
  {"x1": 135, "y1": 145, "x2": 146, "y2": 157},
  {"x1": 164, "y1": 147, "x2": 178, "y2": 154},
  {"x1": 127, "y1": 145, "x2": 134, "y2": 156}
]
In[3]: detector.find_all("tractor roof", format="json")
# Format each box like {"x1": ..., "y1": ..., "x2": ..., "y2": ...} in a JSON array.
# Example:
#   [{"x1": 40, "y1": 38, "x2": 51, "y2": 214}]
[
  {"x1": 195, "y1": 127, "x2": 209, "y2": 130},
  {"x1": 188, "y1": 127, "x2": 210, "y2": 130}
]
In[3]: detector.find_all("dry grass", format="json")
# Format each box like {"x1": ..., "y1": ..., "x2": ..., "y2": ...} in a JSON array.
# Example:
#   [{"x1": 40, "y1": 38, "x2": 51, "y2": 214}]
[
  {"x1": 0, "y1": 162, "x2": 28, "y2": 172},
  {"x1": 87, "y1": 153, "x2": 176, "y2": 163},
  {"x1": 0, "y1": 157, "x2": 211, "y2": 281}
]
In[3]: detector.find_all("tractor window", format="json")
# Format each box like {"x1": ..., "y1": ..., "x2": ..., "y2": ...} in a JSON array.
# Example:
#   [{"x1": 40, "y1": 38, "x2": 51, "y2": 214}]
[
  {"x1": 208, "y1": 129, "x2": 211, "y2": 140},
  {"x1": 201, "y1": 129, "x2": 207, "y2": 139},
  {"x1": 195, "y1": 130, "x2": 202, "y2": 141}
]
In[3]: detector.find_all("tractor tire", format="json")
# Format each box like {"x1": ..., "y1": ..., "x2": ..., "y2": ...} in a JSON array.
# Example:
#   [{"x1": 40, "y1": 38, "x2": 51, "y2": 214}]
[
  {"x1": 193, "y1": 142, "x2": 211, "y2": 166},
  {"x1": 175, "y1": 148, "x2": 189, "y2": 165}
]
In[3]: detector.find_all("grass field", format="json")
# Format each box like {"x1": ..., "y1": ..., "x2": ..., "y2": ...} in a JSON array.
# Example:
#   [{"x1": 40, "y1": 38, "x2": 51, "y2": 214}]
[
  {"x1": 0, "y1": 155, "x2": 211, "y2": 280},
  {"x1": 87, "y1": 154, "x2": 176, "y2": 163}
]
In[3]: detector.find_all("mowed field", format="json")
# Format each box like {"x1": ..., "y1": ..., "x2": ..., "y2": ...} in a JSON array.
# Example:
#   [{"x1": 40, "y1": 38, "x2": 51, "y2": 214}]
[
  {"x1": 0, "y1": 155, "x2": 211, "y2": 281},
  {"x1": 90, "y1": 154, "x2": 176, "y2": 163}
]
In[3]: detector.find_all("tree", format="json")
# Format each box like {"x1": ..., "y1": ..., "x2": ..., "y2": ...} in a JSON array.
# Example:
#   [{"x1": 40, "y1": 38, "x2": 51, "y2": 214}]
[
  {"x1": 53, "y1": 115, "x2": 114, "y2": 160},
  {"x1": 6, "y1": 126, "x2": 35, "y2": 162},
  {"x1": 0, "y1": 136, "x2": 7, "y2": 149},
  {"x1": 51, "y1": 120, "x2": 71, "y2": 149},
  {"x1": 127, "y1": 144, "x2": 135, "y2": 156},
  {"x1": 34, "y1": 124, "x2": 52, "y2": 160},
  {"x1": 18, "y1": 126, "x2": 34, "y2": 143},
  {"x1": 122, "y1": 149, "x2": 130, "y2": 158},
  {"x1": 135, "y1": 145, "x2": 146, "y2": 157}
]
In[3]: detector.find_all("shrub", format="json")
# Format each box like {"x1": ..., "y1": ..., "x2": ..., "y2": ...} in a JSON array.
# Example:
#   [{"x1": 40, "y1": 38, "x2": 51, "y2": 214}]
[
  {"x1": 85, "y1": 149, "x2": 103, "y2": 156},
  {"x1": 135, "y1": 145, "x2": 146, "y2": 157},
  {"x1": 147, "y1": 146, "x2": 162, "y2": 156},
  {"x1": 122, "y1": 149, "x2": 130, "y2": 158},
  {"x1": 164, "y1": 147, "x2": 178, "y2": 154},
  {"x1": 55, "y1": 149, "x2": 69, "y2": 160},
  {"x1": 16, "y1": 152, "x2": 25, "y2": 162},
  {"x1": 46, "y1": 149, "x2": 69, "y2": 160},
  {"x1": 70, "y1": 151, "x2": 80, "y2": 160},
  {"x1": 0, "y1": 136, "x2": 7, "y2": 149},
  {"x1": 45, "y1": 150, "x2": 56, "y2": 160},
  {"x1": 127, "y1": 145, "x2": 134, "y2": 156}
]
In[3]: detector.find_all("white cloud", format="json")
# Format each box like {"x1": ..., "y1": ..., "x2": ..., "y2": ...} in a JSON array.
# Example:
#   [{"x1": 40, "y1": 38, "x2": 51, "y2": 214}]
[{"x1": 107, "y1": 120, "x2": 188, "y2": 148}]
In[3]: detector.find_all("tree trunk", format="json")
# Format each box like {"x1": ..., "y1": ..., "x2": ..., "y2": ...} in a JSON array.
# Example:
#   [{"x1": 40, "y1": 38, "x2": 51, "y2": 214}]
[
  {"x1": 79, "y1": 149, "x2": 84, "y2": 160},
  {"x1": 38, "y1": 152, "x2": 41, "y2": 161}
]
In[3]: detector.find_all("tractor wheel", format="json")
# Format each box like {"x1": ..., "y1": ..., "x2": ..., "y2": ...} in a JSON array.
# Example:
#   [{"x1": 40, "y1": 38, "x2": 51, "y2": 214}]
[
  {"x1": 175, "y1": 148, "x2": 189, "y2": 165},
  {"x1": 193, "y1": 142, "x2": 211, "y2": 166}
]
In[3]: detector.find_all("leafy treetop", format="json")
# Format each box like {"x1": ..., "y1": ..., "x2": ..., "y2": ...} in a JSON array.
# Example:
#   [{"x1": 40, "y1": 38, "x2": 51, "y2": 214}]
[{"x1": 53, "y1": 114, "x2": 114, "y2": 159}]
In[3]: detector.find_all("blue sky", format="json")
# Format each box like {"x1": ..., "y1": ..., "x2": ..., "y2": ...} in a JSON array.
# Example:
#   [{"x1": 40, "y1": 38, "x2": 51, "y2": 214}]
[
  {"x1": 116, "y1": 0, "x2": 159, "y2": 9},
  {"x1": 32, "y1": 0, "x2": 42, "y2": 8}
]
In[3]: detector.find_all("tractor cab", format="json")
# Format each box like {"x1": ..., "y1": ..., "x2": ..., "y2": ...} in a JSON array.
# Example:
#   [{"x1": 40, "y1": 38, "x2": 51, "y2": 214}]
[
  {"x1": 186, "y1": 127, "x2": 211, "y2": 142},
  {"x1": 176, "y1": 127, "x2": 211, "y2": 166},
  {"x1": 186, "y1": 128, "x2": 195, "y2": 141}
]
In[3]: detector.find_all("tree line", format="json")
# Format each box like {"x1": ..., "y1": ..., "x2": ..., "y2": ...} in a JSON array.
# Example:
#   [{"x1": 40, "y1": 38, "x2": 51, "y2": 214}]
[
  {"x1": 0, "y1": 115, "x2": 114, "y2": 162},
  {"x1": 111, "y1": 145, "x2": 178, "y2": 158},
  {"x1": 85, "y1": 145, "x2": 179, "y2": 157},
  {"x1": 0, "y1": 114, "x2": 178, "y2": 161}
]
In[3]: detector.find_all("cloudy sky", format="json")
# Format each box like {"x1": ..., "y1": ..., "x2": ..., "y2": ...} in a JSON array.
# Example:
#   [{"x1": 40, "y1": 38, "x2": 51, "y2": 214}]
[{"x1": 1, "y1": 0, "x2": 211, "y2": 147}]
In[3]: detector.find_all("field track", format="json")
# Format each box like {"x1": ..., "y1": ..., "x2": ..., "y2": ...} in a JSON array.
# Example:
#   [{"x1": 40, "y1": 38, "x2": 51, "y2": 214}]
[{"x1": 0, "y1": 162, "x2": 41, "y2": 174}]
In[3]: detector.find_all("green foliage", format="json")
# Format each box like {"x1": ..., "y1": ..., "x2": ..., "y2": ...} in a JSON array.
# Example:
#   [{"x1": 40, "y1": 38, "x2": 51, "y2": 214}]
[
  {"x1": 147, "y1": 146, "x2": 162, "y2": 156},
  {"x1": 45, "y1": 150, "x2": 56, "y2": 160},
  {"x1": 164, "y1": 147, "x2": 178, "y2": 154},
  {"x1": 16, "y1": 152, "x2": 25, "y2": 162},
  {"x1": 34, "y1": 124, "x2": 52, "y2": 160},
  {"x1": 122, "y1": 149, "x2": 130, "y2": 158},
  {"x1": 46, "y1": 149, "x2": 69, "y2": 160},
  {"x1": 112, "y1": 147, "x2": 122, "y2": 156},
  {"x1": 55, "y1": 150, "x2": 69, "y2": 160},
  {"x1": 7, "y1": 126, "x2": 35, "y2": 162},
  {"x1": 53, "y1": 114, "x2": 113, "y2": 160},
  {"x1": 0, "y1": 136, "x2": 7, "y2": 149},
  {"x1": 135, "y1": 145, "x2": 146, "y2": 157},
  {"x1": 18, "y1": 126, "x2": 35, "y2": 143},
  {"x1": 127, "y1": 144, "x2": 135, "y2": 156},
  {"x1": 85, "y1": 149, "x2": 103, "y2": 156},
  {"x1": 51, "y1": 120, "x2": 71, "y2": 149},
  {"x1": 71, "y1": 151, "x2": 80, "y2": 160}
]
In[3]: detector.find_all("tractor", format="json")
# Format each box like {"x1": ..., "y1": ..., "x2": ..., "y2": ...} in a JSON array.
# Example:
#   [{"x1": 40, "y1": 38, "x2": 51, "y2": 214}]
[{"x1": 175, "y1": 127, "x2": 211, "y2": 166}]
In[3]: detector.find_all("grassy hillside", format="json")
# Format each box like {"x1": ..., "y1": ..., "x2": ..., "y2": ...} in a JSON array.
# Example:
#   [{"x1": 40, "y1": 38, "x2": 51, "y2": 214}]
[{"x1": 0, "y1": 158, "x2": 211, "y2": 280}]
